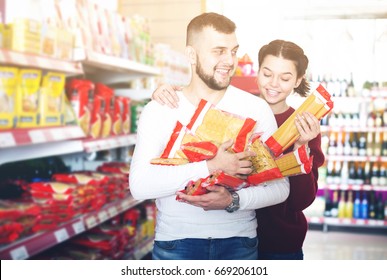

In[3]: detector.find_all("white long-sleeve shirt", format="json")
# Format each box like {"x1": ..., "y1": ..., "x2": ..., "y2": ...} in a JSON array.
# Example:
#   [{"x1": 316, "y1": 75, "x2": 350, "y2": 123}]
[{"x1": 129, "y1": 86, "x2": 290, "y2": 241}]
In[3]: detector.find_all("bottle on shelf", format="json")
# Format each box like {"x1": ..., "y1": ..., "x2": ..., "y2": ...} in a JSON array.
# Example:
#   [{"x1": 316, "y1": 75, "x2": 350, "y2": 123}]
[
  {"x1": 379, "y1": 163, "x2": 386, "y2": 186},
  {"x1": 360, "y1": 191, "x2": 369, "y2": 219},
  {"x1": 343, "y1": 131, "x2": 352, "y2": 156},
  {"x1": 347, "y1": 73, "x2": 355, "y2": 97},
  {"x1": 345, "y1": 190, "x2": 354, "y2": 219},
  {"x1": 330, "y1": 190, "x2": 339, "y2": 218},
  {"x1": 368, "y1": 191, "x2": 376, "y2": 220},
  {"x1": 334, "y1": 161, "x2": 342, "y2": 185},
  {"x1": 364, "y1": 161, "x2": 371, "y2": 185},
  {"x1": 326, "y1": 161, "x2": 335, "y2": 185},
  {"x1": 366, "y1": 132, "x2": 374, "y2": 156},
  {"x1": 351, "y1": 132, "x2": 359, "y2": 156},
  {"x1": 328, "y1": 131, "x2": 337, "y2": 155},
  {"x1": 338, "y1": 190, "x2": 346, "y2": 218},
  {"x1": 370, "y1": 162, "x2": 380, "y2": 186},
  {"x1": 375, "y1": 112, "x2": 383, "y2": 128},
  {"x1": 340, "y1": 77, "x2": 348, "y2": 97},
  {"x1": 355, "y1": 162, "x2": 365, "y2": 185},
  {"x1": 348, "y1": 161, "x2": 357, "y2": 185},
  {"x1": 336, "y1": 131, "x2": 344, "y2": 155},
  {"x1": 376, "y1": 192, "x2": 385, "y2": 220},
  {"x1": 353, "y1": 191, "x2": 361, "y2": 219},
  {"x1": 358, "y1": 133, "x2": 367, "y2": 156},
  {"x1": 323, "y1": 189, "x2": 332, "y2": 217},
  {"x1": 373, "y1": 132, "x2": 382, "y2": 157},
  {"x1": 340, "y1": 161, "x2": 349, "y2": 185}
]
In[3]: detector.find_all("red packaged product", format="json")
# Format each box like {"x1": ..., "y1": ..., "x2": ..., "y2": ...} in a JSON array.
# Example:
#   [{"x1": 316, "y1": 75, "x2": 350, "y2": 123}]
[
  {"x1": 117, "y1": 96, "x2": 131, "y2": 134},
  {"x1": 0, "y1": 200, "x2": 41, "y2": 221},
  {"x1": 28, "y1": 182, "x2": 77, "y2": 194},
  {"x1": 66, "y1": 79, "x2": 95, "y2": 135},
  {"x1": 111, "y1": 96, "x2": 123, "y2": 136},
  {"x1": 52, "y1": 173, "x2": 106, "y2": 186},
  {"x1": 0, "y1": 222, "x2": 24, "y2": 243},
  {"x1": 205, "y1": 171, "x2": 249, "y2": 191},
  {"x1": 95, "y1": 83, "x2": 114, "y2": 138},
  {"x1": 70, "y1": 232, "x2": 118, "y2": 251},
  {"x1": 89, "y1": 94, "x2": 105, "y2": 139}
]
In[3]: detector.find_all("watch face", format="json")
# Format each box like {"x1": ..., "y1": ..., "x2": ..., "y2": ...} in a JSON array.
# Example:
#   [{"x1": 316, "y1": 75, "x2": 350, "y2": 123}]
[{"x1": 226, "y1": 192, "x2": 240, "y2": 213}]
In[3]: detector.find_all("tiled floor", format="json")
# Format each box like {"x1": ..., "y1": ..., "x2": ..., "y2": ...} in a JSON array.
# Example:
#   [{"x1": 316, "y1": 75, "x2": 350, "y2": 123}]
[{"x1": 303, "y1": 229, "x2": 387, "y2": 260}]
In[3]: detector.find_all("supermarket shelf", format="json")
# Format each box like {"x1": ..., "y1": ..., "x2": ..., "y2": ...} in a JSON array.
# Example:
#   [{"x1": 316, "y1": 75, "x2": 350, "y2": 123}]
[
  {"x1": 0, "y1": 139, "x2": 84, "y2": 165},
  {"x1": 0, "y1": 48, "x2": 83, "y2": 75},
  {"x1": 325, "y1": 155, "x2": 387, "y2": 162},
  {"x1": 0, "y1": 126, "x2": 86, "y2": 165},
  {"x1": 82, "y1": 50, "x2": 160, "y2": 84},
  {"x1": 307, "y1": 216, "x2": 387, "y2": 228},
  {"x1": 0, "y1": 195, "x2": 144, "y2": 260},
  {"x1": 0, "y1": 125, "x2": 85, "y2": 149},
  {"x1": 83, "y1": 134, "x2": 137, "y2": 153},
  {"x1": 321, "y1": 126, "x2": 387, "y2": 133},
  {"x1": 320, "y1": 183, "x2": 387, "y2": 191}
]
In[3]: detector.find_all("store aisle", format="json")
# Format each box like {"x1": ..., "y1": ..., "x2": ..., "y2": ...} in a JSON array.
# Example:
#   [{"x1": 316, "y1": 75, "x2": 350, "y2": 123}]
[{"x1": 303, "y1": 229, "x2": 387, "y2": 260}]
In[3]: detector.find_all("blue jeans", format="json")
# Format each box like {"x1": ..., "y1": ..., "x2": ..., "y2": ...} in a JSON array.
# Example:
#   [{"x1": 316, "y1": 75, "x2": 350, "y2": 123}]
[
  {"x1": 152, "y1": 237, "x2": 258, "y2": 260},
  {"x1": 258, "y1": 249, "x2": 304, "y2": 260}
]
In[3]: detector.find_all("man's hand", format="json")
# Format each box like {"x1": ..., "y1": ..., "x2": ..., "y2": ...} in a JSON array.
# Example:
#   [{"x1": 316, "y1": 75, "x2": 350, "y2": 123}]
[
  {"x1": 176, "y1": 185, "x2": 233, "y2": 211},
  {"x1": 207, "y1": 139, "x2": 256, "y2": 177}
]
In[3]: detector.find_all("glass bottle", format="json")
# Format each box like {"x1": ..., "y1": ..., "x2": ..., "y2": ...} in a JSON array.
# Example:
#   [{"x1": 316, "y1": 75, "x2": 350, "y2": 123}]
[
  {"x1": 360, "y1": 191, "x2": 369, "y2": 219},
  {"x1": 345, "y1": 190, "x2": 354, "y2": 219},
  {"x1": 368, "y1": 191, "x2": 376, "y2": 220},
  {"x1": 338, "y1": 191, "x2": 346, "y2": 218},
  {"x1": 353, "y1": 191, "x2": 361, "y2": 219},
  {"x1": 330, "y1": 190, "x2": 339, "y2": 218}
]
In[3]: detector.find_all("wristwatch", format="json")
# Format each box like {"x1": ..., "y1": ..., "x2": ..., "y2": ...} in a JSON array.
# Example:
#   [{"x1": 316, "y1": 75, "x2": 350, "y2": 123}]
[{"x1": 225, "y1": 191, "x2": 240, "y2": 213}]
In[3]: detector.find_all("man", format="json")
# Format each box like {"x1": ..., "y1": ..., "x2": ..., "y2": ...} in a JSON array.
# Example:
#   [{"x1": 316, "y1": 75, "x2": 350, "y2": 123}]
[{"x1": 129, "y1": 12, "x2": 289, "y2": 260}]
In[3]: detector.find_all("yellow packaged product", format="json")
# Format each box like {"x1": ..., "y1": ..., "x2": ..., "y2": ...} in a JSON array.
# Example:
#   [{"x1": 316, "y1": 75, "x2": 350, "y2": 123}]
[
  {"x1": 16, "y1": 69, "x2": 42, "y2": 128},
  {"x1": 40, "y1": 72, "x2": 66, "y2": 126},
  {"x1": 0, "y1": 67, "x2": 19, "y2": 129},
  {"x1": 7, "y1": 18, "x2": 41, "y2": 55}
]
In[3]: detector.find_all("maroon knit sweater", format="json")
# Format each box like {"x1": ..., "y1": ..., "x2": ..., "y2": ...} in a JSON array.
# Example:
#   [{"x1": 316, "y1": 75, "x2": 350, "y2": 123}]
[{"x1": 256, "y1": 107, "x2": 325, "y2": 253}]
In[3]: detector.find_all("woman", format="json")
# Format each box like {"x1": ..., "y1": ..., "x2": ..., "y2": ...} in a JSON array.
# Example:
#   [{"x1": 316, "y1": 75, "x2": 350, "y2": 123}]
[{"x1": 152, "y1": 39, "x2": 325, "y2": 260}]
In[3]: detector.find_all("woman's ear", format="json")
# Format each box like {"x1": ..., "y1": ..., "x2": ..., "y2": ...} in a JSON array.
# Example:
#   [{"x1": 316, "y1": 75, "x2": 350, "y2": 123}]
[
  {"x1": 185, "y1": 46, "x2": 196, "y2": 65},
  {"x1": 295, "y1": 76, "x2": 303, "y2": 88}
]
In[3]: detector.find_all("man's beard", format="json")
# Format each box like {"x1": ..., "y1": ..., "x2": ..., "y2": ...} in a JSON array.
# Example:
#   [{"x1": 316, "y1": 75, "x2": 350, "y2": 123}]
[{"x1": 195, "y1": 58, "x2": 231, "y2": 91}]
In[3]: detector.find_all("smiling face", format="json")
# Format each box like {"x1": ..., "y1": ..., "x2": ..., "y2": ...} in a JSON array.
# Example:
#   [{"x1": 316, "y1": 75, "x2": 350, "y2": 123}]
[
  {"x1": 191, "y1": 26, "x2": 239, "y2": 91},
  {"x1": 257, "y1": 54, "x2": 302, "y2": 114}
]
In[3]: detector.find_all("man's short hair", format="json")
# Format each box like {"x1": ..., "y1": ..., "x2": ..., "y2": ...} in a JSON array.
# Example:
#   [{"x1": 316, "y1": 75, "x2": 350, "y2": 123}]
[{"x1": 186, "y1": 12, "x2": 236, "y2": 46}]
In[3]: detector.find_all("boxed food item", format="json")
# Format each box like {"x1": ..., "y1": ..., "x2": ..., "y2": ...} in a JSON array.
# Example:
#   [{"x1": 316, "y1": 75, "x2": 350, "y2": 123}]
[
  {"x1": 6, "y1": 18, "x2": 41, "y2": 55},
  {"x1": 0, "y1": 67, "x2": 19, "y2": 129},
  {"x1": 56, "y1": 27, "x2": 74, "y2": 60},
  {"x1": 41, "y1": 22, "x2": 56, "y2": 57},
  {"x1": 15, "y1": 69, "x2": 42, "y2": 128},
  {"x1": 39, "y1": 72, "x2": 66, "y2": 126}
]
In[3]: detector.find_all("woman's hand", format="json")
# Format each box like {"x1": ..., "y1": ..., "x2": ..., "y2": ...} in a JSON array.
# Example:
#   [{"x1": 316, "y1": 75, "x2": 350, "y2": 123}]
[
  {"x1": 294, "y1": 111, "x2": 320, "y2": 149},
  {"x1": 152, "y1": 84, "x2": 181, "y2": 108}
]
